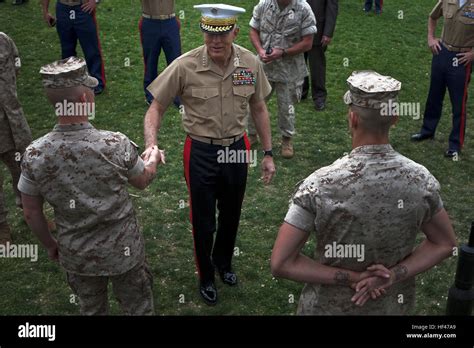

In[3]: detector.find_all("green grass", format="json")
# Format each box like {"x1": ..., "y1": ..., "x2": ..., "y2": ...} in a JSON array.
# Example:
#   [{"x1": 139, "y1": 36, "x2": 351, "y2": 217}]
[{"x1": 0, "y1": 0, "x2": 472, "y2": 315}]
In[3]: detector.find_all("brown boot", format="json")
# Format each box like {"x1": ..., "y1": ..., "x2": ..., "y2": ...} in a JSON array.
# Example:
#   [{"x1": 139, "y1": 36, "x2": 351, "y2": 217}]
[
  {"x1": 281, "y1": 136, "x2": 294, "y2": 159},
  {"x1": 0, "y1": 222, "x2": 12, "y2": 245},
  {"x1": 248, "y1": 134, "x2": 259, "y2": 146}
]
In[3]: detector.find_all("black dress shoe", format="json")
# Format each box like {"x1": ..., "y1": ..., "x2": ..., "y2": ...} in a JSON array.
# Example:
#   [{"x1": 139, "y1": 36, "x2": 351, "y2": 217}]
[
  {"x1": 94, "y1": 88, "x2": 104, "y2": 95},
  {"x1": 444, "y1": 149, "x2": 459, "y2": 158},
  {"x1": 314, "y1": 100, "x2": 326, "y2": 111},
  {"x1": 411, "y1": 133, "x2": 434, "y2": 142},
  {"x1": 218, "y1": 269, "x2": 238, "y2": 286},
  {"x1": 199, "y1": 281, "x2": 217, "y2": 306}
]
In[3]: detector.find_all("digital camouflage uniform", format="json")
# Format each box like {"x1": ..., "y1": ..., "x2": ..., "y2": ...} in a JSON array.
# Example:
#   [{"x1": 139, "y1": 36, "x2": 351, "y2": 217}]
[
  {"x1": 284, "y1": 71, "x2": 444, "y2": 315},
  {"x1": 248, "y1": 0, "x2": 317, "y2": 137},
  {"x1": 0, "y1": 32, "x2": 32, "y2": 234},
  {"x1": 17, "y1": 57, "x2": 153, "y2": 315},
  {"x1": 285, "y1": 145, "x2": 443, "y2": 315},
  {"x1": 19, "y1": 124, "x2": 153, "y2": 315}
]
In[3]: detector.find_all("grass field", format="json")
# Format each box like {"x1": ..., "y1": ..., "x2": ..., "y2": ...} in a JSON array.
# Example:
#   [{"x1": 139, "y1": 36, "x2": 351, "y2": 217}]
[{"x1": 0, "y1": 0, "x2": 472, "y2": 315}]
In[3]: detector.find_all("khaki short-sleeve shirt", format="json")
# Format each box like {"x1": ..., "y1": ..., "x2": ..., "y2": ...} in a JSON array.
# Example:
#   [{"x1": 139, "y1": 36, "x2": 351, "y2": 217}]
[
  {"x1": 141, "y1": 0, "x2": 175, "y2": 16},
  {"x1": 147, "y1": 44, "x2": 272, "y2": 139},
  {"x1": 430, "y1": 0, "x2": 474, "y2": 49}
]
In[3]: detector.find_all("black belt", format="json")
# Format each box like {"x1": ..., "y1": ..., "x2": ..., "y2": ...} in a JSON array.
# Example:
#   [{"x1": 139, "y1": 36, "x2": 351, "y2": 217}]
[{"x1": 58, "y1": 0, "x2": 85, "y2": 5}]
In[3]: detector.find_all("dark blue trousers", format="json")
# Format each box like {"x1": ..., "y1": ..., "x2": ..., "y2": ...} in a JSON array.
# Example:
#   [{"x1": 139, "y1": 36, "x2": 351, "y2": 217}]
[
  {"x1": 421, "y1": 46, "x2": 472, "y2": 151},
  {"x1": 365, "y1": 0, "x2": 381, "y2": 12},
  {"x1": 139, "y1": 16, "x2": 181, "y2": 104},
  {"x1": 56, "y1": 2, "x2": 106, "y2": 92}
]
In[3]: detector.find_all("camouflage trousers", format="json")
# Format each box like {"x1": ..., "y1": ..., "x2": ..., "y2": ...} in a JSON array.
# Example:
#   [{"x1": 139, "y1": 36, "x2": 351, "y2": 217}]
[
  {"x1": 248, "y1": 81, "x2": 303, "y2": 138},
  {"x1": 0, "y1": 149, "x2": 21, "y2": 224},
  {"x1": 66, "y1": 261, "x2": 154, "y2": 315}
]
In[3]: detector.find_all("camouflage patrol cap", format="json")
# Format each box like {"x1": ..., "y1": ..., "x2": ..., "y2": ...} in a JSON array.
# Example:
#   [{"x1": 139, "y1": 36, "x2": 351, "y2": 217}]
[
  {"x1": 343, "y1": 71, "x2": 401, "y2": 109},
  {"x1": 40, "y1": 57, "x2": 98, "y2": 89}
]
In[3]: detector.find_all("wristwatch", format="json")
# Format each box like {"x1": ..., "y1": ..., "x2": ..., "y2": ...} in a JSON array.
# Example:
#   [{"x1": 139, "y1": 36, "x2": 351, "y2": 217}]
[
  {"x1": 263, "y1": 149, "x2": 273, "y2": 157},
  {"x1": 282, "y1": 48, "x2": 287, "y2": 57}
]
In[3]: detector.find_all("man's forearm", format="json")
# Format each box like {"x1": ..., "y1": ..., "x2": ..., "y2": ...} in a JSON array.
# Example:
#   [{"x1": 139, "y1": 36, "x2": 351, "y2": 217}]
[
  {"x1": 273, "y1": 252, "x2": 359, "y2": 286},
  {"x1": 144, "y1": 101, "x2": 164, "y2": 148},
  {"x1": 41, "y1": 0, "x2": 50, "y2": 14},
  {"x1": 249, "y1": 28, "x2": 264, "y2": 53},
  {"x1": 428, "y1": 17, "x2": 438, "y2": 39},
  {"x1": 250, "y1": 103, "x2": 272, "y2": 150},
  {"x1": 24, "y1": 210, "x2": 55, "y2": 249},
  {"x1": 285, "y1": 36, "x2": 313, "y2": 56},
  {"x1": 129, "y1": 164, "x2": 157, "y2": 190},
  {"x1": 390, "y1": 239, "x2": 454, "y2": 285}
]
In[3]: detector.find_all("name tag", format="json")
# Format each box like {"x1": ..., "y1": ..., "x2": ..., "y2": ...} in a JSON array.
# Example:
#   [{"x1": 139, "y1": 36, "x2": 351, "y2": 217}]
[{"x1": 233, "y1": 69, "x2": 256, "y2": 86}]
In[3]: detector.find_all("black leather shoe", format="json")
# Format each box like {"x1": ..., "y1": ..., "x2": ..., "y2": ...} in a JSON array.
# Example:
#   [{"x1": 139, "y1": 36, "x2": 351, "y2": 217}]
[
  {"x1": 411, "y1": 133, "x2": 434, "y2": 142},
  {"x1": 199, "y1": 281, "x2": 217, "y2": 306},
  {"x1": 218, "y1": 269, "x2": 238, "y2": 286},
  {"x1": 314, "y1": 100, "x2": 326, "y2": 111},
  {"x1": 444, "y1": 149, "x2": 459, "y2": 158},
  {"x1": 94, "y1": 88, "x2": 104, "y2": 95}
]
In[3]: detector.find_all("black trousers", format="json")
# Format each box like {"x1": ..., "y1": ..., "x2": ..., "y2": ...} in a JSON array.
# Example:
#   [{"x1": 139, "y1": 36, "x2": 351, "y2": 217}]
[
  {"x1": 303, "y1": 45, "x2": 327, "y2": 102},
  {"x1": 183, "y1": 135, "x2": 250, "y2": 284}
]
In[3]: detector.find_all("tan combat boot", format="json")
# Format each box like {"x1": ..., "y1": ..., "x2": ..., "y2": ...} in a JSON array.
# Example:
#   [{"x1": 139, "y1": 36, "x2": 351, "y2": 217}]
[
  {"x1": 281, "y1": 136, "x2": 294, "y2": 159},
  {"x1": 0, "y1": 222, "x2": 12, "y2": 245},
  {"x1": 248, "y1": 134, "x2": 259, "y2": 146}
]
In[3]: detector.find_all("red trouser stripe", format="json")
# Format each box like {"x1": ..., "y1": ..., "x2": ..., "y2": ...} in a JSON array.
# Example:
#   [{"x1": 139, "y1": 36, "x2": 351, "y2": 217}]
[
  {"x1": 92, "y1": 10, "x2": 106, "y2": 88},
  {"x1": 460, "y1": 62, "x2": 471, "y2": 148},
  {"x1": 183, "y1": 136, "x2": 201, "y2": 278}
]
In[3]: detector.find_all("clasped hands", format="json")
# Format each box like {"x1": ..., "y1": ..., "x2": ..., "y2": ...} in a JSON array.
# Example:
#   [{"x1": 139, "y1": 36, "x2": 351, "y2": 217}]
[{"x1": 350, "y1": 264, "x2": 395, "y2": 307}]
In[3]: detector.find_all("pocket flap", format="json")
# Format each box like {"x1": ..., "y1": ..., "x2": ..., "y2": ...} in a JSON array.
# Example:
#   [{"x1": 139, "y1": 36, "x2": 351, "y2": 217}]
[
  {"x1": 233, "y1": 86, "x2": 255, "y2": 98},
  {"x1": 192, "y1": 87, "x2": 219, "y2": 100}
]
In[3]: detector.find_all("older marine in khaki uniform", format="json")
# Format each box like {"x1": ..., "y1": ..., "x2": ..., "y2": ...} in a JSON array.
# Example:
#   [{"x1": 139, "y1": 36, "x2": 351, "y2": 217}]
[
  {"x1": 0, "y1": 32, "x2": 32, "y2": 244},
  {"x1": 143, "y1": 4, "x2": 276, "y2": 305},
  {"x1": 271, "y1": 71, "x2": 456, "y2": 315},
  {"x1": 18, "y1": 57, "x2": 162, "y2": 315},
  {"x1": 248, "y1": 0, "x2": 317, "y2": 158},
  {"x1": 411, "y1": 0, "x2": 474, "y2": 157}
]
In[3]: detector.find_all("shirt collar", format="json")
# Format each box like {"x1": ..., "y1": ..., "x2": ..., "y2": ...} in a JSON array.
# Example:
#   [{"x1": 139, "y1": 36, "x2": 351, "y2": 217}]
[
  {"x1": 272, "y1": 0, "x2": 296, "y2": 15},
  {"x1": 53, "y1": 122, "x2": 94, "y2": 132},
  {"x1": 350, "y1": 144, "x2": 395, "y2": 156},
  {"x1": 196, "y1": 44, "x2": 250, "y2": 78}
]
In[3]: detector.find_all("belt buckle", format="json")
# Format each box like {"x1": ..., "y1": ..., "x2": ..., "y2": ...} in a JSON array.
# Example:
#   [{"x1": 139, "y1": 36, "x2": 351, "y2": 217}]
[{"x1": 221, "y1": 138, "x2": 233, "y2": 147}]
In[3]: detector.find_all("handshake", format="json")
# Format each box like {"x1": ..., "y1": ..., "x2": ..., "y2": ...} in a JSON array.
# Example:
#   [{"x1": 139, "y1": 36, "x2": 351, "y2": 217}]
[{"x1": 141, "y1": 145, "x2": 166, "y2": 167}]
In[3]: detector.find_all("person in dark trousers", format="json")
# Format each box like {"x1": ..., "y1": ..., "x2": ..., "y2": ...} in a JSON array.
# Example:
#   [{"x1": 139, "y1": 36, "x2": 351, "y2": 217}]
[
  {"x1": 41, "y1": 0, "x2": 106, "y2": 95},
  {"x1": 302, "y1": 0, "x2": 338, "y2": 111},
  {"x1": 364, "y1": 0, "x2": 382, "y2": 15},
  {"x1": 139, "y1": 0, "x2": 181, "y2": 106},
  {"x1": 142, "y1": 4, "x2": 276, "y2": 306},
  {"x1": 411, "y1": 0, "x2": 474, "y2": 158}
]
